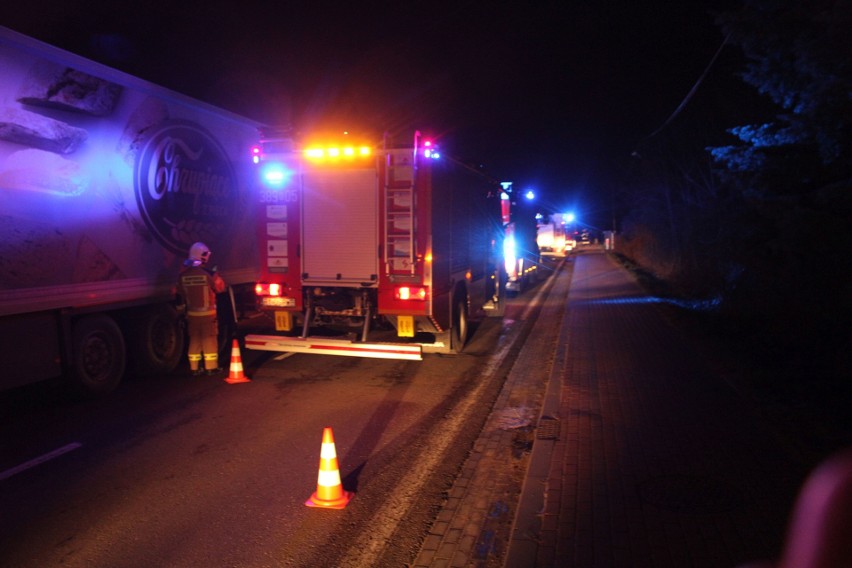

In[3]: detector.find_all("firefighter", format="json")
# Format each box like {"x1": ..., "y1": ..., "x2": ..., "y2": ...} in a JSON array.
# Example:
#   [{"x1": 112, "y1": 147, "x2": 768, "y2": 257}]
[{"x1": 177, "y1": 242, "x2": 226, "y2": 375}]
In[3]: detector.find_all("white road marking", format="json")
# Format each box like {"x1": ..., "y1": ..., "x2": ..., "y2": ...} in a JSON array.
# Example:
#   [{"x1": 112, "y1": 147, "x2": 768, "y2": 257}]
[{"x1": 0, "y1": 442, "x2": 83, "y2": 482}]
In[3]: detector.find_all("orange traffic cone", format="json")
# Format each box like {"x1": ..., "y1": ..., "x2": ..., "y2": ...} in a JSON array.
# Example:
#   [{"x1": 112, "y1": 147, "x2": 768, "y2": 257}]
[
  {"x1": 305, "y1": 427, "x2": 353, "y2": 509},
  {"x1": 225, "y1": 339, "x2": 250, "y2": 384}
]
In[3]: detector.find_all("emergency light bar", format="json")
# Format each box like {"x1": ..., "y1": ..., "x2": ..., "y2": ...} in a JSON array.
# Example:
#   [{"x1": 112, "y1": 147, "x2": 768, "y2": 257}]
[
  {"x1": 304, "y1": 145, "x2": 372, "y2": 161},
  {"x1": 422, "y1": 140, "x2": 440, "y2": 159}
]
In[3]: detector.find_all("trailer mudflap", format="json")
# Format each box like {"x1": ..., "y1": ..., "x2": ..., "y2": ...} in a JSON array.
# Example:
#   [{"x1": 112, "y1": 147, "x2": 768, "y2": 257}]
[{"x1": 244, "y1": 334, "x2": 423, "y2": 360}]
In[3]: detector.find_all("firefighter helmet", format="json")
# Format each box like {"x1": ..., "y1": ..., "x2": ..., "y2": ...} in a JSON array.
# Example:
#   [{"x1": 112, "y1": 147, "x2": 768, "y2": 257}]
[{"x1": 188, "y1": 242, "x2": 211, "y2": 267}]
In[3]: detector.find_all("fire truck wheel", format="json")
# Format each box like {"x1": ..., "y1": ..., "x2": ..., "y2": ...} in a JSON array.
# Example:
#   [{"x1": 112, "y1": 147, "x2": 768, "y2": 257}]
[
  {"x1": 70, "y1": 314, "x2": 127, "y2": 395},
  {"x1": 451, "y1": 295, "x2": 468, "y2": 353},
  {"x1": 129, "y1": 304, "x2": 185, "y2": 376}
]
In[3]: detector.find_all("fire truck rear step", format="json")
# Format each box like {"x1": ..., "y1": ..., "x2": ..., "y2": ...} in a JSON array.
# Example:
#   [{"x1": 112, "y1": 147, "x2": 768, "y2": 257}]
[{"x1": 244, "y1": 334, "x2": 423, "y2": 360}]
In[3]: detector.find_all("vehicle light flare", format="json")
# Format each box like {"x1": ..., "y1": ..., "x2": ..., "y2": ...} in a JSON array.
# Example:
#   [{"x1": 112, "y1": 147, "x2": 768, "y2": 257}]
[
  {"x1": 503, "y1": 235, "x2": 517, "y2": 276},
  {"x1": 395, "y1": 286, "x2": 427, "y2": 301},
  {"x1": 255, "y1": 282, "x2": 283, "y2": 297},
  {"x1": 421, "y1": 139, "x2": 440, "y2": 159},
  {"x1": 258, "y1": 162, "x2": 294, "y2": 188},
  {"x1": 304, "y1": 145, "x2": 372, "y2": 161}
]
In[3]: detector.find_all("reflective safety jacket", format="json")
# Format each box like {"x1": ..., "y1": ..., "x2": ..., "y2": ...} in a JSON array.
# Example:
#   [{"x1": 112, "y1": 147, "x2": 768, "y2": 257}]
[{"x1": 178, "y1": 265, "x2": 224, "y2": 317}]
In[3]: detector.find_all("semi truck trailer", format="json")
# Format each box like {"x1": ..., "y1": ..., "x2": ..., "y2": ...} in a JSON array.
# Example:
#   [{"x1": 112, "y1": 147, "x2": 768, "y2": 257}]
[{"x1": 0, "y1": 27, "x2": 265, "y2": 394}]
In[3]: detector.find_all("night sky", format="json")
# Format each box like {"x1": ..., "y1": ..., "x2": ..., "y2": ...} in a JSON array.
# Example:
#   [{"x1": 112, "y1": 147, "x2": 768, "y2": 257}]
[{"x1": 2, "y1": 1, "x2": 743, "y2": 227}]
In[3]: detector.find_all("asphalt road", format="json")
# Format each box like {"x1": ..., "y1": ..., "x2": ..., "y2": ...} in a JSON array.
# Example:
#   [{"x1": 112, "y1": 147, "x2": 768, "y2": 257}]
[{"x1": 0, "y1": 264, "x2": 559, "y2": 567}]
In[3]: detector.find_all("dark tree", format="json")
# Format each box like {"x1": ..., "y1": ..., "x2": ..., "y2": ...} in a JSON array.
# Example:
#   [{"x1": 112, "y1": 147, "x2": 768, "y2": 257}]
[
  {"x1": 617, "y1": 0, "x2": 852, "y2": 375},
  {"x1": 712, "y1": 0, "x2": 852, "y2": 193},
  {"x1": 706, "y1": 0, "x2": 852, "y2": 371}
]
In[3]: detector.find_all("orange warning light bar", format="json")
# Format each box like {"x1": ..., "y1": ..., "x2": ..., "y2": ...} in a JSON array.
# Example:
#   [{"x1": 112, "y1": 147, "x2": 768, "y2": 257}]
[{"x1": 304, "y1": 145, "x2": 372, "y2": 161}]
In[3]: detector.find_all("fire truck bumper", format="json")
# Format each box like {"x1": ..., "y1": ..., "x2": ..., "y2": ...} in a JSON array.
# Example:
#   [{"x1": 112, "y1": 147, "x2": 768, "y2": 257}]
[{"x1": 243, "y1": 334, "x2": 423, "y2": 361}]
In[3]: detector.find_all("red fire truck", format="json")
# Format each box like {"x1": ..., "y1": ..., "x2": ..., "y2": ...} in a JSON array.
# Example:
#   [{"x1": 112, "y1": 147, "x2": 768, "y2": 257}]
[{"x1": 244, "y1": 130, "x2": 507, "y2": 360}]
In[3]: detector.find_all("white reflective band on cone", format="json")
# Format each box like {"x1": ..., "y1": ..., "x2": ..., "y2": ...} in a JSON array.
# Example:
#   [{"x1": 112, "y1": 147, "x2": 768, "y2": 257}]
[
  {"x1": 320, "y1": 443, "x2": 337, "y2": 459},
  {"x1": 318, "y1": 469, "x2": 342, "y2": 487}
]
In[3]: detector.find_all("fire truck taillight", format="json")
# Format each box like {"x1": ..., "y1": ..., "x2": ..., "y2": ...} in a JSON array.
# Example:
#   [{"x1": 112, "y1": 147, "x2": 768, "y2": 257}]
[
  {"x1": 395, "y1": 286, "x2": 428, "y2": 301},
  {"x1": 255, "y1": 282, "x2": 283, "y2": 297},
  {"x1": 251, "y1": 145, "x2": 261, "y2": 164}
]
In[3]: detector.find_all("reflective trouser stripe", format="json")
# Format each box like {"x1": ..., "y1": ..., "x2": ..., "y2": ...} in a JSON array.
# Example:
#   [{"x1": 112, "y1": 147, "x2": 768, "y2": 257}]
[
  {"x1": 187, "y1": 309, "x2": 216, "y2": 317},
  {"x1": 186, "y1": 315, "x2": 218, "y2": 368},
  {"x1": 188, "y1": 354, "x2": 202, "y2": 362}
]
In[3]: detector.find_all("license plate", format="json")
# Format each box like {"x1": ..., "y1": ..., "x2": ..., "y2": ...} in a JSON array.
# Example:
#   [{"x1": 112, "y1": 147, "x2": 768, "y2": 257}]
[
  {"x1": 397, "y1": 315, "x2": 414, "y2": 337},
  {"x1": 262, "y1": 296, "x2": 295, "y2": 308},
  {"x1": 274, "y1": 311, "x2": 293, "y2": 331}
]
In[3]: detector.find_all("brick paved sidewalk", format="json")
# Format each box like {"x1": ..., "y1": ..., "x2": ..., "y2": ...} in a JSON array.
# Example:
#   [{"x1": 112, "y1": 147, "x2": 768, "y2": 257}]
[
  {"x1": 412, "y1": 255, "x2": 574, "y2": 568},
  {"x1": 505, "y1": 251, "x2": 809, "y2": 567}
]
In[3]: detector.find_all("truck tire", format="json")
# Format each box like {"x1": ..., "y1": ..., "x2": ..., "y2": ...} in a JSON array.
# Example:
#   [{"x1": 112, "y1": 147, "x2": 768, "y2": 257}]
[
  {"x1": 129, "y1": 304, "x2": 184, "y2": 376},
  {"x1": 71, "y1": 314, "x2": 126, "y2": 395},
  {"x1": 450, "y1": 293, "x2": 468, "y2": 353},
  {"x1": 486, "y1": 266, "x2": 508, "y2": 318},
  {"x1": 216, "y1": 291, "x2": 237, "y2": 358}
]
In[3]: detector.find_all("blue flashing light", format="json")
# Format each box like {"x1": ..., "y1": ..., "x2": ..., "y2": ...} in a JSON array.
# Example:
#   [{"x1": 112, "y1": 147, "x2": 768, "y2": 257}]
[
  {"x1": 422, "y1": 140, "x2": 441, "y2": 159},
  {"x1": 260, "y1": 162, "x2": 293, "y2": 188},
  {"x1": 525, "y1": 190, "x2": 535, "y2": 200}
]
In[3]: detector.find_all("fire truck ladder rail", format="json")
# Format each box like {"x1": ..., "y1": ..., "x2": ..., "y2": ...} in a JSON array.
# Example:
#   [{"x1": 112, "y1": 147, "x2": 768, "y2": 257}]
[{"x1": 384, "y1": 148, "x2": 416, "y2": 275}]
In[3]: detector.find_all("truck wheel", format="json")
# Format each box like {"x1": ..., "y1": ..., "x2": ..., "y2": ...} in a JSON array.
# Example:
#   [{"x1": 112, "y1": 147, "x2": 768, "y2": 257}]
[
  {"x1": 71, "y1": 315, "x2": 126, "y2": 395},
  {"x1": 450, "y1": 295, "x2": 468, "y2": 353},
  {"x1": 130, "y1": 304, "x2": 185, "y2": 376},
  {"x1": 216, "y1": 292, "x2": 237, "y2": 358},
  {"x1": 486, "y1": 266, "x2": 508, "y2": 318},
  {"x1": 217, "y1": 316, "x2": 237, "y2": 359}
]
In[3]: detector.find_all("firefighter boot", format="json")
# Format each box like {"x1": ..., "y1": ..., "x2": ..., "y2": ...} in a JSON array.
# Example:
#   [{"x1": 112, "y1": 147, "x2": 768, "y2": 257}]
[
  {"x1": 203, "y1": 353, "x2": 222, "y2": 375},
  {"x1": 189, "y1": 354, "x2": 204, "y2": 376}
]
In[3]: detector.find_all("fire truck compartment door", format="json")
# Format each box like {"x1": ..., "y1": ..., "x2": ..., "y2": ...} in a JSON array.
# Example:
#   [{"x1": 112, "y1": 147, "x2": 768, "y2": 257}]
[{"x1": 301, "y1": 169, "x2": 379, "y2": 285}]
